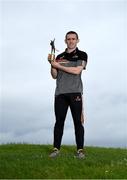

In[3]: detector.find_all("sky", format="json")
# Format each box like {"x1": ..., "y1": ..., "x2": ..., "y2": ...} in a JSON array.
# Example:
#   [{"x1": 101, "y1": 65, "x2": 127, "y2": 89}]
[{"x1": 0, "y1": 0, "x2": 127, "y2": 148}]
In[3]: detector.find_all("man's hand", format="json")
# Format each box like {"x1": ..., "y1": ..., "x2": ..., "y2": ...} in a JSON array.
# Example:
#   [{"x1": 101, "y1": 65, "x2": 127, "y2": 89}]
[{"x1": 51, "y1": 61, "x2": 61, "y2": 69}]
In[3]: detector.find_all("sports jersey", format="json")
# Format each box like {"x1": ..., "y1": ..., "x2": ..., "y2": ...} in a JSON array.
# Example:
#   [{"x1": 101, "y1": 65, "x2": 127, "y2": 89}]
[{"x1": 55, "y1": 48, "x2": 88, "y2": 95}]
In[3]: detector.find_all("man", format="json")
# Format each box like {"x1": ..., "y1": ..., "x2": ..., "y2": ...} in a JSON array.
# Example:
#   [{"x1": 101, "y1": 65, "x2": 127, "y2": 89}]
[{"x1": 49, "y1": 31, "x2": 88, "y2": 159}]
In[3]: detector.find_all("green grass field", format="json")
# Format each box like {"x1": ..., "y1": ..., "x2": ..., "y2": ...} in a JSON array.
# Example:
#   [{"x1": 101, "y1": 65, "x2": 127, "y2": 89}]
[{"x1": 0, "y1": 144, "x2": 127, "y2": 179}]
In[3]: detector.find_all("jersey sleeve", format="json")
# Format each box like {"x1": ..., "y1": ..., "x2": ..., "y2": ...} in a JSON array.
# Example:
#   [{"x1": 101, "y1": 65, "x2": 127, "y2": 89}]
[
  {"x1": 78, "y1": 51, "x2": 88, "y2": 69},
  {"x1": 55, "y1": 55, "x2": 59, "y2": 60}
]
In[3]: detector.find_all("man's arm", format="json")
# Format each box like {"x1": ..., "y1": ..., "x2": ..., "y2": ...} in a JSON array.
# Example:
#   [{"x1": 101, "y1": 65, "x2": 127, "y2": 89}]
[
  {"x1": 51, "y1": 66, "x2": 58, "y2": 79},
  {"x1": 51, "y1": 61, "x2": 86, "y2": 75}
]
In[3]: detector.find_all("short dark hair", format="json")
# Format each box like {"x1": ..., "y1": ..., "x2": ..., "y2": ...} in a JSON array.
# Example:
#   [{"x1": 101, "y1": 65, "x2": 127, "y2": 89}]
[{"x1": 65, "y1": 31, "x2": 79, "y2": 40}]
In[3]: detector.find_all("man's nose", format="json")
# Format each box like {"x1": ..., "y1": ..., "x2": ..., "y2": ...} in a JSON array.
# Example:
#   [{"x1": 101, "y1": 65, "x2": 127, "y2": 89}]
[{"x1": 70, "y1": 39, "x2": 73, "y2": 43}]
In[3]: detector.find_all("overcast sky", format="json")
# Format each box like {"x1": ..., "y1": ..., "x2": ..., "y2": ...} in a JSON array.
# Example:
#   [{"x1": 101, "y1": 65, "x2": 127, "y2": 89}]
[{"x1": 0, "y1": 0, "x2": 127, "y2": 148}]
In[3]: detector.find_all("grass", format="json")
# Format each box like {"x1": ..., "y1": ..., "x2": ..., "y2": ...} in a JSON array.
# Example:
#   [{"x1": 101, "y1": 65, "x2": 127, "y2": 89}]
[{"x1": 0, "y1": 144, "x2": 127, "y2": 179}]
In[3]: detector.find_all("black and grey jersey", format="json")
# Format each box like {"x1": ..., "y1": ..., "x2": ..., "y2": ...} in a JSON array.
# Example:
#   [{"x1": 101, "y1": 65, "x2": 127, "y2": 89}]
[{"x1": 55, "y1": 48, "x2": 88, "y2": 96}]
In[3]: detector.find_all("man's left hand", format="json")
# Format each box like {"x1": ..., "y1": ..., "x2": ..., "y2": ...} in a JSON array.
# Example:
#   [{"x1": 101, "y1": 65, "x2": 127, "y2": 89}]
[{"x1": 51, "y1": 61, "x2": 61, "y2": 69}]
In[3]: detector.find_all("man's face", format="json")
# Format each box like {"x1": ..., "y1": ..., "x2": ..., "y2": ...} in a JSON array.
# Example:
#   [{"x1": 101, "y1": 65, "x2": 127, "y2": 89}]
[{"x1": 65, "y1": 34, "x2": 79, "y2": 50}]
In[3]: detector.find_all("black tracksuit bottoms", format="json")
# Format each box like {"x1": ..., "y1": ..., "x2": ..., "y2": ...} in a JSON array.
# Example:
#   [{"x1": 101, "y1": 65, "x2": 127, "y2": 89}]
[{"x1": 53, "y1": 93, "x2": 84, "y2": 150}]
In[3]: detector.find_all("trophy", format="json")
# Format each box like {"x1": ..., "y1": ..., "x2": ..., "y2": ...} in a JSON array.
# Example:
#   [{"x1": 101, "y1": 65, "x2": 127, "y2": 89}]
[
  {"x1": 48, "y1": 38, "x2": 55, "y2": 62},
  {"x1": 48, "y1": 39, "x2": 68, "y2": 64}
]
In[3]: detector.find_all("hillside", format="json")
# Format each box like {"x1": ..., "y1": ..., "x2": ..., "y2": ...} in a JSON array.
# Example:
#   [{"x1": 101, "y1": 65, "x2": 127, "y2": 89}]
[{"x1": 0, "y1": 144, "x2": 127, "y2": 179}]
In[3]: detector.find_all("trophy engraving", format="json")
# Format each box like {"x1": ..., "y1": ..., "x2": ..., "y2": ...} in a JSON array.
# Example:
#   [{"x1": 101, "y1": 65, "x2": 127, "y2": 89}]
[{"x1": 48, "y1": 38, "x2": 55, "y2": 62}]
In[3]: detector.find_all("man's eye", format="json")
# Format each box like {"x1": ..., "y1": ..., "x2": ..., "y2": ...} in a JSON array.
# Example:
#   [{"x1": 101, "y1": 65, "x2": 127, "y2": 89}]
[{"x1": 67, "y1": 38, "x2": 76, "y2": 40}]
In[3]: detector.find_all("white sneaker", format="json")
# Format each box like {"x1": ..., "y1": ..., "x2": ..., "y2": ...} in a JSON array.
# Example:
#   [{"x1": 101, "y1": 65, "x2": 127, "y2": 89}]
[
  {"x1": 75, "y1": 149, "x2": 85, "y2": 159},
  {"x1": 49, "y1": 148, "x2": 60, "y2": 158}
]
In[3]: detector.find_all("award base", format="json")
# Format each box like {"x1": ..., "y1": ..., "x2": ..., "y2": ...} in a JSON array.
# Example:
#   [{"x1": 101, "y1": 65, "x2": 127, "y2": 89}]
[{"x1": 48, "y1": 54, "x2": 55, "y2": 62}]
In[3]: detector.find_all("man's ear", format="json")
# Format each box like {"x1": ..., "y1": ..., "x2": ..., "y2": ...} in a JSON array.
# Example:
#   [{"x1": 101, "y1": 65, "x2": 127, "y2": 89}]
[
  {"x1": 65, "y1": 39, "x2": 67, "y2": 44},
  {"x1": 77, "y1": 39, "x2": 80, "y2": 43}
]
